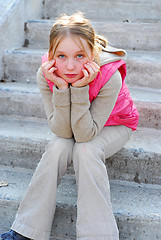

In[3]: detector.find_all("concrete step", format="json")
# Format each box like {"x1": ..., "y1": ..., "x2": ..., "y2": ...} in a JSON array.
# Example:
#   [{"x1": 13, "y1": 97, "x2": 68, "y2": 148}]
[
  {"x1": 3, "y1": 48, "x2": 161, "y2": 89},
  {"x1": 0, "y1": 115, "x2": 161, "y2": 185},
  {"x1": 42, "y1": 0, "x2": 161, "y2": 23},
  {"x1": 0, "y1": 166, "x2": 161, "y2": 240},
  {"x1": 25, "y1": 20, "x2": 161, "y2": 51},
  {"x1": 0, "y1": 82, "x2": 161, "y2": 129}
]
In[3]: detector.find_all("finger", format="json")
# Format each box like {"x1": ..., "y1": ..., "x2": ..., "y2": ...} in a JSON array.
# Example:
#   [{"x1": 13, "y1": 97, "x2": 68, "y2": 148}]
[
  {"x1": 48, "y1": 66, "x2": 57, "y2": 73},
  {"x1": 84, "y1": 64, "x2": 95, "y2": 75},
  {"x1": 84, "y1": 63, "x2": 99, "y2": 76},
  {"x1": 90, "y1": 61, "x2": 100, "y2": 69},
  {"x1": 41, "y1": 60, "x2": 55, "y2": 70},
  {"x1": 82, "y1": 68, "x2": 89, "y2": 78},
  {"x1": 86, "y1": 62, "x2": 100, "y2": 72}
]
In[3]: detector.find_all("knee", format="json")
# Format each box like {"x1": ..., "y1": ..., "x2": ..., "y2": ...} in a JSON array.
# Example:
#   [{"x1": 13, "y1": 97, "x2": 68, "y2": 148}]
[
  {"x1": 45, "y1": 137, "x2": 74, "y2": 155},
  {"x1": 73, "y1": 141, "x2": 98, "y2": 164},
  {"x1": 73, "y1": 141, "x2": 92, "y2": 158},
  {"x1": 73, "y1": 141, "x2": 105, "y2": 167},
  {"x1": 40, "y1": 137, "x2": 74, "y2": 167}
]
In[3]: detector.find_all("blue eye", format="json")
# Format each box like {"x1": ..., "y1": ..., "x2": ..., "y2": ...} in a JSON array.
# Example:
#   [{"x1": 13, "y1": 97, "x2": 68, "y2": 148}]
[
  {"x1": 77, "y1": 54, "x2": 84, "y2": 59},
  {"x1": 59, "y1": 55, "x2": 65, "y2": 59}
]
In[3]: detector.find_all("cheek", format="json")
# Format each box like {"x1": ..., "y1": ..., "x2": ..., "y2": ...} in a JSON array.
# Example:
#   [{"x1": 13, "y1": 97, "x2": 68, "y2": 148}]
[
  {"x1": 54, "y1": 60, "x2": 64, "y2": 75},
  {"x1": 78, "y1": 61, "x2": 87, "y2": 72},
  {"x1": 54, "y1": 60, "x2": 61, "y2": 70}
]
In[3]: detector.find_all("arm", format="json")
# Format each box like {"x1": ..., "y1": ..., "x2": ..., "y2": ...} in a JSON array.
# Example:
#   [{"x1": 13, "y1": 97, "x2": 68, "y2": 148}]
[
  {"x1": 36, "y1": 67, "x2": 73, "y2": 138},
  {"x1": 71, "y1": 70, "x2": 122, "y2": 142}
]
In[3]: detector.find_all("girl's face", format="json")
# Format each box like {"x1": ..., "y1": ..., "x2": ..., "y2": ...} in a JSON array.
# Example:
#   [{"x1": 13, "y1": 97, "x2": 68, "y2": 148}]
[{"x1": 53, "y1": 35, "x2": 93, "y2": 83}]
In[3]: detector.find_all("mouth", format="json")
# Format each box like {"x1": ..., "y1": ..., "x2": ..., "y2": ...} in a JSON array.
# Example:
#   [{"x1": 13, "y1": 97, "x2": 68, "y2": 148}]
[{"x1": 65, "y1": 74, "x2": 77, "y2": 78}]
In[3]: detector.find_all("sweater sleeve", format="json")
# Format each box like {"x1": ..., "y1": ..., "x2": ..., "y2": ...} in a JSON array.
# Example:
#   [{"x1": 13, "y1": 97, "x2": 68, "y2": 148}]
[
  {"x1": 70, "y1": 70, "x2": 122, "y2": 142},
  {"x1": 36, "y1": 67, "x2": 73, "y2": 138}
]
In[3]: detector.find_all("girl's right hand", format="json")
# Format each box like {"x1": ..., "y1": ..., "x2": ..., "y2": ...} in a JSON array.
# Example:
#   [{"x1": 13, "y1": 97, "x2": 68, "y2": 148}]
[{"x1": 41, "y1": 60, "x2": 68, "y2": 90}]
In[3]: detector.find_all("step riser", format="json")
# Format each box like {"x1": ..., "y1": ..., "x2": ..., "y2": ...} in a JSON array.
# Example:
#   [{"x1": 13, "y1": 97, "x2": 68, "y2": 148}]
[
  {"x1": 0, "y1": 191, "x2": 161, "y2": 240},
  {"x1": 0, "y1": 136, "x2": 160, "y2": 185},
  {"x1": 0, "y1": 200, "x2": 77, "y2": 240},
  {"x1": 3, "y1": 51, "x2": 161, "y2": 89},
  {"x1": 43, "y1": 0, "x2": 161, "y2": 22},
  {"x1": 1, "y1": 3, "x2": 160, "y2": 240},
  {"x1": 2, "y1": 51, "x2": 43, "y2": 84},
  {"x1": 0, "y1": 91, "x2": 45, "y2": 118},
  {"x1": 137, "y1": 102, "x2": 161, "y2": 129},
  {"x1": 1, "y1": 90, "x2": 161, "y2": 129},
  {"x1": 25, "y1": 21, "x2": 161, "y2": 51},
  {"x1": 1, "y1": 203, "x2": 161, "y2": 240}
]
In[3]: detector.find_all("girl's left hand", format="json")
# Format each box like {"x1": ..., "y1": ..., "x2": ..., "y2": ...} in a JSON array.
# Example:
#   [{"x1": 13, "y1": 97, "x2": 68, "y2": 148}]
[{"x1": 72, "y1": 61, "x2": 100, "y2": 88}]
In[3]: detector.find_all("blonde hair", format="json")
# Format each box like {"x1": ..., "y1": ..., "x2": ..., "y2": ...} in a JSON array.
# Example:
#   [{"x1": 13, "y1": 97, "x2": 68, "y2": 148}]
[{"x1": 48, "y1": 12, "x2": 107, "y2": 64}]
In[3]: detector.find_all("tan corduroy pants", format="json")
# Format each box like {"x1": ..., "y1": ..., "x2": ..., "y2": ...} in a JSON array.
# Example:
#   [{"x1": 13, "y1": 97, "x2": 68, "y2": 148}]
[{"x1": 11, "y1": 125, "x2": 132, "y2": 240}]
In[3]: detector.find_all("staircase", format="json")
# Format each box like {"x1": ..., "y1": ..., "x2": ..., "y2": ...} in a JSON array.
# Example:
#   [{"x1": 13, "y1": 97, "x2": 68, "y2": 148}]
[{"x1": 0, "y1": 0, "x2": 161, "y2": 239}]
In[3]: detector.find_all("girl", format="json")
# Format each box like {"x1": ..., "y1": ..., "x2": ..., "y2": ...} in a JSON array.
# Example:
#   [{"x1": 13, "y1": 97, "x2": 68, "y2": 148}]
[{"x1": 1, "y1": 12, "x2": 139, "y2": 240}]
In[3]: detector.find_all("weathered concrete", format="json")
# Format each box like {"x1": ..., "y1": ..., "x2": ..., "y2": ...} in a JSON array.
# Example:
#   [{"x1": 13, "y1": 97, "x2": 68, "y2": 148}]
[
  {"x1": 3, "y1": 49, "x2": 45, "y2": 83},
  {"x1": 3, "y1": 48, "x2": 161, "y2": 89},
  {"x1": 43, "y1": 0, "x2": 161, "y2": 23},
  {"x1": 0, "y1": 115, "x2": 161, "y2": 185},
  {"x1": 0, "y1": 0, "x2": 24, "y2": 80},
  {"x1": 24, "y1": 0, "x2": 43, "y2": 20},
  {"x1": 0, "y1": 1, "x2": 161, "y2": 239},
  {"x1": 25, "y1": 20, "x2": 161, "y2": 51},
  {"x1": 0, "y1": 81, "x2": 161, "y2": 129},
  {"x1": 0, "y1": 166, "x2": 161, "y2": 240},
  {"x1": 0, "y1": 0, "x2": 42, "y2": 80}
]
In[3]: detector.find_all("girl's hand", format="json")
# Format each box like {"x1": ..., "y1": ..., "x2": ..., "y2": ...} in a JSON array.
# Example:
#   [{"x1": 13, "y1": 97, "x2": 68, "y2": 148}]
[
  {"x1": 41, "y1": 60, "x2": 68, "y2": 90},
  {"x1": 72, "y1": 61, "x2": 100, "y2": 88}
]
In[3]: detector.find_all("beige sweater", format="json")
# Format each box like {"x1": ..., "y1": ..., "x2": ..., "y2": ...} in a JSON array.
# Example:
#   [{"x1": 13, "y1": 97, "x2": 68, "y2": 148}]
[{"x1": 36, "y1": 46, "x2": 126, "y2": 142}]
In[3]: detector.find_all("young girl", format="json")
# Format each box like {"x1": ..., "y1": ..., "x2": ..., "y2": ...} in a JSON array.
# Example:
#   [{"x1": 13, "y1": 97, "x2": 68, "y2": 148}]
[{"x1": 1, "y1": 12, "x2": 139, "y2": 240}]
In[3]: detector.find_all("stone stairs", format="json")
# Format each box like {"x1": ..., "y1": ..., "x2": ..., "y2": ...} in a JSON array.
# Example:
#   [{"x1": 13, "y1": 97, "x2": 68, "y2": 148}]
[{"x1": 0, "y1": 1, "x2": 161, "y2": 239}]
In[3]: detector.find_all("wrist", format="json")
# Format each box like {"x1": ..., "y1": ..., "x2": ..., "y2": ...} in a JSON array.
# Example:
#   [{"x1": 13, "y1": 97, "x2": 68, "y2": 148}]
[
  {"x1": 58, "y1": 85, "x2": 69, "y2": 90},
  {"x1": 57, "y1": 82, "x2": 69, "y2": 90}
]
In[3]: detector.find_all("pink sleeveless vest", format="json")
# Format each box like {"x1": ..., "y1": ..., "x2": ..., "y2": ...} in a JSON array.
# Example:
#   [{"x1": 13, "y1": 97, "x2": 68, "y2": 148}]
[{"x1": 42, "y1": 53, "x2": 139, "y2": 131}]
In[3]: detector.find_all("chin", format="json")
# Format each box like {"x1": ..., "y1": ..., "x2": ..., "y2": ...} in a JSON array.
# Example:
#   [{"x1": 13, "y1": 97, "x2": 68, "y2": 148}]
[
  {"x1": 65, "y1": 78, "x2": 78, "y2": 84},
  {"x1": 63, "y1": 76, "x2": 82, "y2": 84}
]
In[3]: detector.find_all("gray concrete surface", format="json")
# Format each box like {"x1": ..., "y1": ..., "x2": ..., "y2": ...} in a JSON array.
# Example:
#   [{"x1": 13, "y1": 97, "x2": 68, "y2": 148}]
[
  {"x1": 25, "y1": 20, "x2": 161, "y2": 51},
  {"x1": 0, "y1": 1, "x2": 161, "y2": 239},
  {"x1": 43, "y1": 0, "x2": 161, "y2": 22},
  {"x1": 0, "y1": 115, "x2": 161, "y2": 185},
  {"x1": 0, "y1": 166, "x2": 161, "y2": 240},
  {"x1": 3, "y1": 48, "x2": 161, "y2": 89},
  {"x1": 0, "y1": 82, "x2": 161, "y2": 129},
  {"x1": 0, "y1": 0, "x2": 42, "y2": 80}
]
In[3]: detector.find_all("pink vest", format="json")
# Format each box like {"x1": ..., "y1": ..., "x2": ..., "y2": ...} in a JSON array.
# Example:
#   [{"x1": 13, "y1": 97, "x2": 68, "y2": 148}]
[{"x1": 42, "y1": 53, "x2": 139, "y2": 131}]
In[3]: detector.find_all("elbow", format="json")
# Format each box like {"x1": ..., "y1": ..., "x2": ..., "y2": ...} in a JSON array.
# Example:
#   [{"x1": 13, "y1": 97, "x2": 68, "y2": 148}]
[
  {"x1": 49, "y1": 120, "x2": 73, "y2": 139},
  {"x1": 73, "y1": 130, "x2": 96, "y2": 143},
  {"x1": 74, "y1": 135, "x2": 96, "y2": 143},
  {"x1": 50, "y1": 127, "x2": 73, "y2": 139}
]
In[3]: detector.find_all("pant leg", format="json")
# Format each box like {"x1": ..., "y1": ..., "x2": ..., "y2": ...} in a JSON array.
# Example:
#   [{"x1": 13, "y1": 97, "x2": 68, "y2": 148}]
[
  {"x1": 11, "y1": 136, "x2": 74, "y2": 240},
  {"x1": 73, "y1": 125, "x2": 132, "y2": 240}
]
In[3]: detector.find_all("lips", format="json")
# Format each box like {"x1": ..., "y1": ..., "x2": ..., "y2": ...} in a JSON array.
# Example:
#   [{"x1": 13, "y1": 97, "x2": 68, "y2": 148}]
[{"x1": 65, "y1": 74, "x2": 77, "y2": 78}]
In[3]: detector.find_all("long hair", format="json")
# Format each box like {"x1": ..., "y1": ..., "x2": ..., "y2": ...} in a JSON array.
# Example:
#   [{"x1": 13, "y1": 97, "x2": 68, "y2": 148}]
[{"x1": 48, "y1": 12, "x2": 107, "y2": 64}]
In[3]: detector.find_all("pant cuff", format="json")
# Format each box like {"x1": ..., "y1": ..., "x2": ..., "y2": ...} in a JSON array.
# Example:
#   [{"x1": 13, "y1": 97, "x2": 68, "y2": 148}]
[{"x1": 11, "y1": 220, "x2": 50, "y2": 240}]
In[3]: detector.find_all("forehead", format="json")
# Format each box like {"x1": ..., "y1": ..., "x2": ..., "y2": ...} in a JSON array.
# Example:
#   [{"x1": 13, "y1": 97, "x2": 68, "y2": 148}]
[{"x1": 55, "y1": 35, "x2": 91, "y2": 53}]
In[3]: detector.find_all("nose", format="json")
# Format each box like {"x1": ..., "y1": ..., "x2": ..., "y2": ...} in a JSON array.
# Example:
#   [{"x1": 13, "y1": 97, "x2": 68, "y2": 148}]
[{"x1": 66, "y1": 59, "x2": 76, "y2": 71}]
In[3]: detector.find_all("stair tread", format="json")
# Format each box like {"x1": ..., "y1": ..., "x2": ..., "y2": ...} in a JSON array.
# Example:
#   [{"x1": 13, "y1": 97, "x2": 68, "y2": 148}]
[
  {"x1": 26, "y1": 19, "x2": 161, "y2": 25},
  {"x1": 24, "y1": 20, "x2": 161, "y2": 52},
  {"x1": 5, "y1": 47, "x2": 161, "y2": 61},
  {"x1": 3, "y1": 48, "x2": 161, "y2": 89},
  {"x1": 0, "y1": 115, "x2": 51, "y2": 141},
  {"x1": 0, "y1": 165, "x2": 161, "y2": 219},
  {"x1": 1, "y1": 1, "x2": 161, "y2": 239},
  {"x1": 0, "y1": 79, "x2": 161, "y2": 103},
  {"x1": 0, "y1": 115, "x2": 161, "y2": 155}
]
